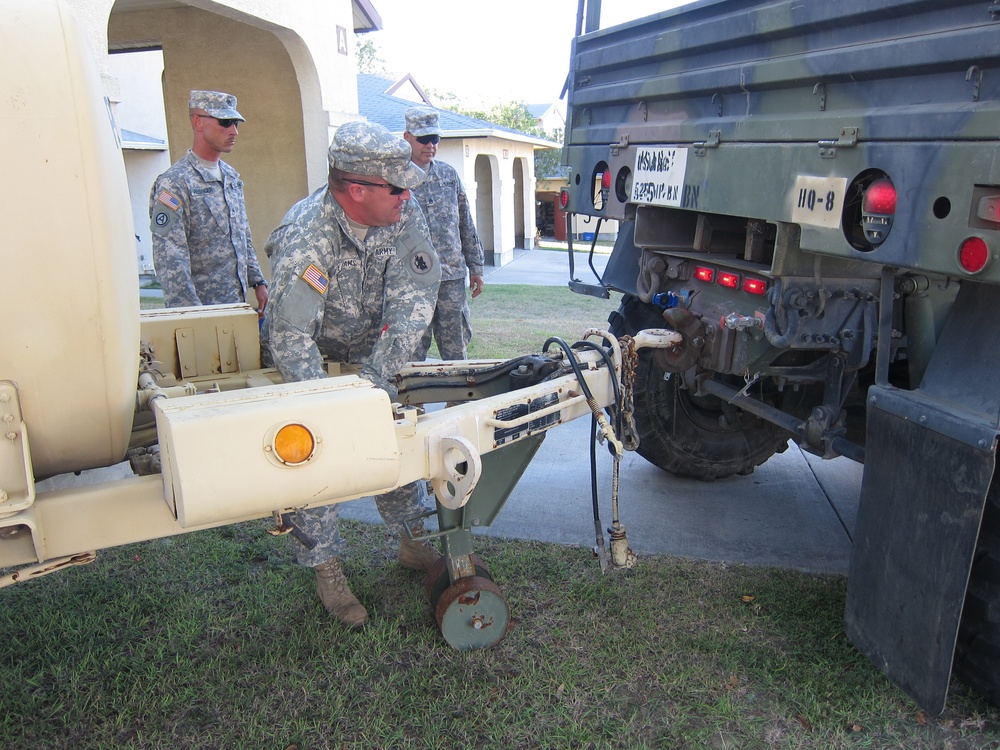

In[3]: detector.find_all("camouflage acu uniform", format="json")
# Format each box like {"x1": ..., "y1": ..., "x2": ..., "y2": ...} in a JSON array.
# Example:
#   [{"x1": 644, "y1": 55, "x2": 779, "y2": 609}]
[
  {"x1": 410, "y1": 159, "x2": 484, "y2": 360},
  {"x1": 263, "y1": 121, "x2": 440, "y2": 567},
  {"x1": 149, "y1": 150, "x2": 264, "y2": 308}
]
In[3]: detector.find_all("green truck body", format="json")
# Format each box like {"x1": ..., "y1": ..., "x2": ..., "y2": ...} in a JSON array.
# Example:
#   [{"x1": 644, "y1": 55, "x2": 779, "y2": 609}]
[{"x1": 562, "y1": 0, "x2": 1000, "y2": 712}]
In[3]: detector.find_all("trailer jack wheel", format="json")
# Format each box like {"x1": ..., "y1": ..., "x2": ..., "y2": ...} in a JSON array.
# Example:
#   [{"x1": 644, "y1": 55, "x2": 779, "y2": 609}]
[
  {"x1": 424, "y1": 554, "x2": 492, "y2": 609},
  {"x1": 433, "y1": 575, "x2": 511, "y2": 650}
]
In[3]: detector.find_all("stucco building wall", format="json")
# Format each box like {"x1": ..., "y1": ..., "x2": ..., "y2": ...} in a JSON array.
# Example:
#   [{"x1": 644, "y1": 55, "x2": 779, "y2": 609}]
[{"x1": 67, "y1": 0, "x2": 363, "y2": 279}]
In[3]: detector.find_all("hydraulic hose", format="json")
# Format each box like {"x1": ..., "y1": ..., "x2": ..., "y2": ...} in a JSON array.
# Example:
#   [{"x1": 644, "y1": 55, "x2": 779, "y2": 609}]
[{"x1": 397, "y1": 355, "x2": 540, "y2": 392}]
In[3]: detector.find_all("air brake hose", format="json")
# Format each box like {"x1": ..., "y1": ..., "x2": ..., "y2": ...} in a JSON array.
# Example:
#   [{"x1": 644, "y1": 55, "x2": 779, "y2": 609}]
[
  {"x1": 590, "y1": 414, "x2": 608, "y2": 572},
  {"x1": 543, "y1": 337, "x2": 622, "y2": 454},
  {"x1": 544, "y1": 336, "x2": 612, "y2": 571},
  {"x1": 544, "y1": 336, "x2": 636, "y2": 571},
  {"x1": 568, "y1": 338, "x2": 637, "y2": 569}
]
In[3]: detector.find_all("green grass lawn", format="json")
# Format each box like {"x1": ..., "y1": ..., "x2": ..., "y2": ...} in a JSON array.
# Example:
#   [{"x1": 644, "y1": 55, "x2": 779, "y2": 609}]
[
  {"x1": 17, "y1": 283, "x2": 1000, "y2": 748},
  {"x1": 463, "y1": 284, "x2": 619, "y2": 360},
  {"x1": 1, "y1": 522, "x2": 997, "y2": 749},
  {"x1": 141, "y1": 283, "x2": 619, "y2": 360}
]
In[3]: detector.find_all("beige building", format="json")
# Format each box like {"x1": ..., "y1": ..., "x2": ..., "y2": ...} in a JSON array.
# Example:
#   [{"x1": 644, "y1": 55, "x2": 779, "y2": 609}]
[
  {"x1": 360, "y1": 75, "x2": 560, "y2": 266},
  {"x1": 83, "y1": 0, "x2": 381, "y2": 277},
  {"x1": 60, "y1": 0, "x2": 557, "y2": 276}
]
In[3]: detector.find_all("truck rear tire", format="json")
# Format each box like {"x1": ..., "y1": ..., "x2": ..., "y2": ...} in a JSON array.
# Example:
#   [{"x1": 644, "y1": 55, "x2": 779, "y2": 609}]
[
  {"x1": 610, "y1": 297, "x2": 789, "y2": 480},
  {"x1": 953, "y1": 477, "x2": 1000, "y2": 707}
]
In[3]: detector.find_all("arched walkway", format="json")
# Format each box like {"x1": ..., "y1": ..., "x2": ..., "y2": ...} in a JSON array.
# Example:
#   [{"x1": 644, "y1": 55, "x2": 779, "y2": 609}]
[
  {"x1": 513, "y1": 158, "x2": 526, "y2": 249},
  {"x1": 474, "y1": 153, "x2": 500, "y2": 266}
]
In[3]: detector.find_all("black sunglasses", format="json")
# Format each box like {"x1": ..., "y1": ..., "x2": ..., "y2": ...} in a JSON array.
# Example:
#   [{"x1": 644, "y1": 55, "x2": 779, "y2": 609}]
[
  {"x1": 342, "y1": 178, "x2": 406, "y2": 196},
  {"x1": 198, "y1": 114, "x2": 240, "y2": 129},
  {"x1": 415, "y1": 134, "x2": 440, "y2": 145}
]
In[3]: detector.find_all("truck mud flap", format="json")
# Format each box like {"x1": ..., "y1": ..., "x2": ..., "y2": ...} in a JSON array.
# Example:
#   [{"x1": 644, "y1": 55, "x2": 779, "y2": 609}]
[
  {"x1": 846, "y1": 403, "x2": 993, "y2": 713},
  {"x1": 598, "y1": 221, "x2": 641, "y2": 297},
  {"x1": 847, "y1": 282, "x2": 1000, "y2": 713}
]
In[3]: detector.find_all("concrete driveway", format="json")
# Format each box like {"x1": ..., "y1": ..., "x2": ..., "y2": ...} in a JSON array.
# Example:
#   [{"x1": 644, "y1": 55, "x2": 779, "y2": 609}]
[{"x1": 341, "y1": 416, "x2": 862, "y2": 576}]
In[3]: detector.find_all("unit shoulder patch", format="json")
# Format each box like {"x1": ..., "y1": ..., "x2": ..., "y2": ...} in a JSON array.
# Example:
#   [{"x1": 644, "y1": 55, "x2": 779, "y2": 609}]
[
  {"x1": 409, "y1": 250, "x2": 434, "y2": 276},
  {"x1": 394, "y1": 223, "x2": 441, "y2": 289},
  {"x1": 150, "y1": 189, "x2": 182, "y2": 236}
]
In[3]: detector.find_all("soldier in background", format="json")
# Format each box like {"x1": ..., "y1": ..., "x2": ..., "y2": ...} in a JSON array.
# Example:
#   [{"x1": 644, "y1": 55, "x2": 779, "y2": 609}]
[
  {"x1": 149, "y1": 90, "x2": 268, "y2": 316},
  {"x1": 403, "y1": 106, "x2": 485, "y2": 361},
  {"x1": 263, "y1": 120, "x2": 442, "y2": 628}
]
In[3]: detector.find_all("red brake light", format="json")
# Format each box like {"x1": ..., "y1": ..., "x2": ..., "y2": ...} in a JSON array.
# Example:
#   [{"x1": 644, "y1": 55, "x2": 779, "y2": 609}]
[
  {"x1": 694, "y1": 266, "x2": 715, "y2": 283},
  {"x1": 742, "y1": 277, "x2": 768, "y2": 295},
  {"x1": 559, "y1": 189, "x2": 569, "y2": 209},
  {"x1": 862, "y1": 178, "x2": 897, "y2": 215},
  {"x1": 959, "y1": 237, "x2": 990, "y2": 274},
  {"x1": 861, "y1": 177, "x2": 896, "y2": 246},
  {"x1": 717, "y1": 272, "x2": 740, "y2": 289},
  {"x1": 601, "y1": 171, "x2": 612, "y2": 190}
]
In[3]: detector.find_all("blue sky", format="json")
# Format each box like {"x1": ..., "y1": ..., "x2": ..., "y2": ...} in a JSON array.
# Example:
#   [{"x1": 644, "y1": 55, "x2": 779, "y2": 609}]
[{"x1": 366, "y1": 0, "x2": 687, "y2": 107}]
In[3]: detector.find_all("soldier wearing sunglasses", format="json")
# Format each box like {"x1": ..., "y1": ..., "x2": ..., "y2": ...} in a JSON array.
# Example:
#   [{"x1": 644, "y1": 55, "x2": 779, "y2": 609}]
[
  {"x1": 403, "y1": 106, "x2": 485, "y2": 363},
  {"x1": 149, "y1": 90, "x2": 268, "y2": 317},
  {"x1": 263, "y1": 121, "x2": 442, "y2": 628}
]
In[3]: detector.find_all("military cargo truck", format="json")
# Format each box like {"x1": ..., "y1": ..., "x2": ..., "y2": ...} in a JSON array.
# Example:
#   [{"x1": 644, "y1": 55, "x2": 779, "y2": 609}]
[{"x1": 561, "y1": 0, "x2": 1000, "y2": 713}]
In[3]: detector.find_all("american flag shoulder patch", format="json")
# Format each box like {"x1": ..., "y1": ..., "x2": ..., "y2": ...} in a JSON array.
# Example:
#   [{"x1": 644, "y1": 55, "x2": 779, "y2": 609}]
[
  {"x1": 301, "y1": 264, "x2": 329, "y2": 294},
  {"x1": 156, "y1": 190, "x2": 181, "y2": 211}
]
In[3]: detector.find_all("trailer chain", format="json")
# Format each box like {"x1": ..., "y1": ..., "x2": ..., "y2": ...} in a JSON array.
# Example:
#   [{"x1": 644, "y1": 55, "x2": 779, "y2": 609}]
[{"x1": 619, "y1": 335, "x2": 640, "y2": 452}]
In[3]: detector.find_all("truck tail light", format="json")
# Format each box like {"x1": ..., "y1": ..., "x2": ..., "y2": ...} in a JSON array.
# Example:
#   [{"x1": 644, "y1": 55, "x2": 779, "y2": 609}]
[
  {"x1": 958, "y1": 236, "x2": 991, "y2": 274},
  {"x1": 694, "y1": 265, "x2": 766, "y2": 294},
  {"x1": 559, "y1": 189, "x2": 569, "y2": 209},
  {"x1": 717, "y1": 271, "x2": 740, "y2": 289},
  {"x1": 694, "y1": 266, "x2": 715, "y2": 283},
  {"x1": 742, "y1": 277, "x2": 768, "y2": 295},
  {"x1": 861, "y1": 178, "x2": 896, "y2": 246},
  {"x1": 601, "y1": 171, "x2": 612, "y2": 190}
]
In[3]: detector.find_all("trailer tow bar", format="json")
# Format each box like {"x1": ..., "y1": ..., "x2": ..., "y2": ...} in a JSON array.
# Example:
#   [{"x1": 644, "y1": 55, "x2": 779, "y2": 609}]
[{"x1": 419, "y1": 328, "x2": 681, "y2": 649}]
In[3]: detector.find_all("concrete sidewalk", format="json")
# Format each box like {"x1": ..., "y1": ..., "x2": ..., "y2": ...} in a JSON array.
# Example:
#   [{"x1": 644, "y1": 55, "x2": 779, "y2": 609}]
[{"x1": 483, "y1": 247, "x2": 609, "y2": 287}]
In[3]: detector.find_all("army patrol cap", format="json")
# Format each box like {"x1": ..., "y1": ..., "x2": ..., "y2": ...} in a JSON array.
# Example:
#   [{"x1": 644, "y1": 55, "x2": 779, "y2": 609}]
[
  {"x1": 329, "y1": 121, "x2": 426, "y2": 190},
  {"x1": 404, "y1": 106, "x2": 441, "y2": 137},
  {"x1": 188, "y1": 90, "x2": 245, "y2": 122}
]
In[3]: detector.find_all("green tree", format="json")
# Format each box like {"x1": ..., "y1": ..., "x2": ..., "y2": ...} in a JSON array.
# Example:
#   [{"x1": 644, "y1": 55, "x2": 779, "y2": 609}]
[
  {"x1": 356, "y1": 37, "x2": 388, "y2": 75},
  {"x1": 454, "y1": 101, "x2": 566, "y2": 178},
  {"x1": 423, "y1": 86, "x2": 462, "y2": 111},
  {"x1": 460, "y1": 100, "x2": 541, "y2": 134},
  {"x1": 534, "y1": 142, "x2": 567, "y2": 180}
]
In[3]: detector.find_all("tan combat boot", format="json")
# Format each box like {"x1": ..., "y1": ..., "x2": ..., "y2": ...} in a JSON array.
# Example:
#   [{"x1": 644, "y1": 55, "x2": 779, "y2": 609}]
[
  {"x1": 314, "y1": 558, "x2": 368, "y2": 628},
  {"x1": 398, "y1": 522, "x2": 442, "y2": 572}
]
